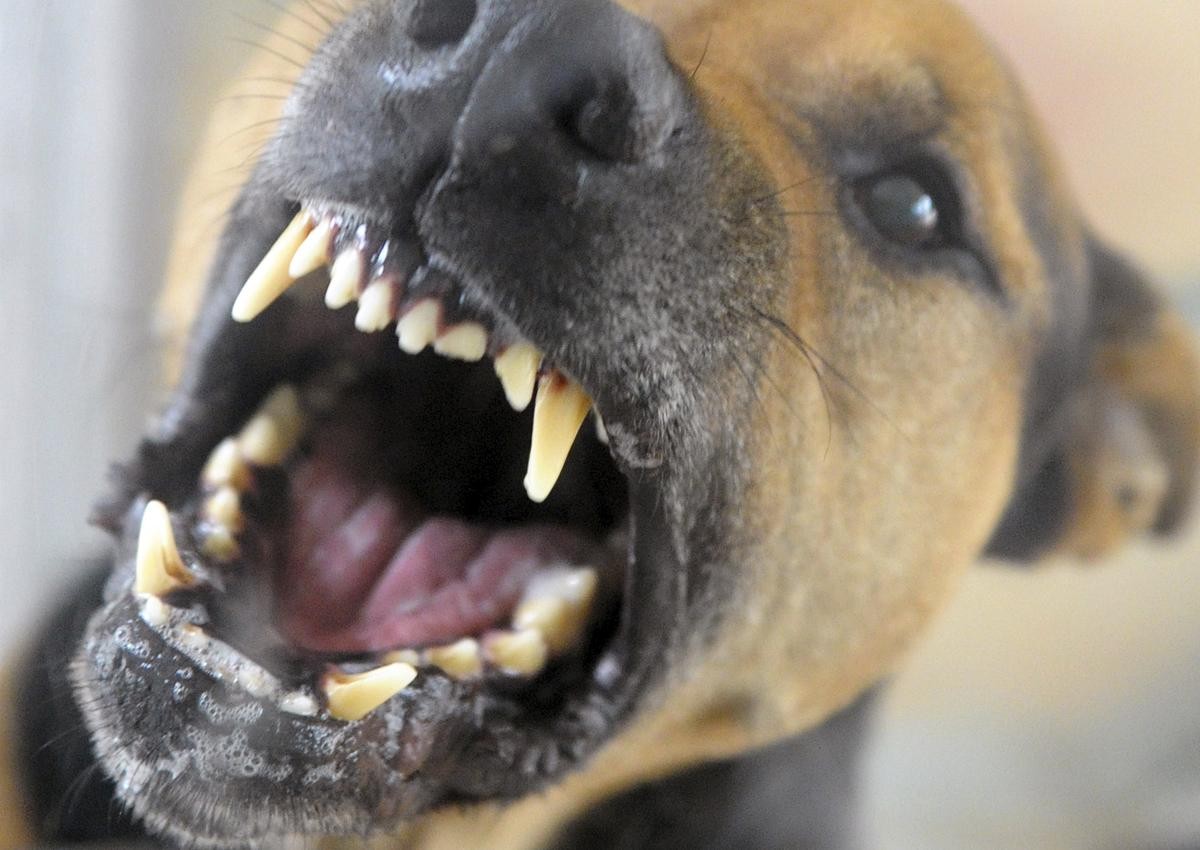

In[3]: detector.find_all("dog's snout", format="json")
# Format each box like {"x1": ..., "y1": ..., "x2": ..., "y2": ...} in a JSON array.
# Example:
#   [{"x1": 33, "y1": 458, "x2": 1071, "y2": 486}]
[
  {"x1": 408, "y1": 0, "x2": 477, "y2": 49},
  {"x1": 276, "y1": 0, "x2": 688, "y2": 215}
]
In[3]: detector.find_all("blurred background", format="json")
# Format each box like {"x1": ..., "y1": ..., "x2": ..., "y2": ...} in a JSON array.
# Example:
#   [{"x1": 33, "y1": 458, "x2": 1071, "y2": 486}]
[{"x1": 1, "y1": 2, "x2": 1197, "y2": 848}]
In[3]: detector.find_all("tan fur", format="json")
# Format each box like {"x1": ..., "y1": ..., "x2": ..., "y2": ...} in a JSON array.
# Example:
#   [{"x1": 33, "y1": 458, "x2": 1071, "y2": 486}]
[{"x1": 25, "y1": 1, "x2": 1195, "y2": 847}]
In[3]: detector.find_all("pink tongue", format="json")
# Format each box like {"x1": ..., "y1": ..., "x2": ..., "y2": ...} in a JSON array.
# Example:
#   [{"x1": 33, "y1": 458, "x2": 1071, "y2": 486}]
[{"x1": 275, "y1": 456, "x2": 589, "y2": 654}]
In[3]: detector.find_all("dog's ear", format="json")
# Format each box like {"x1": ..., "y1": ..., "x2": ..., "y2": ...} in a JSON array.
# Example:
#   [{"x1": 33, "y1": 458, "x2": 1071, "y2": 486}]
[{"x1": 989, "y1": 237, "x2": 1200, "y2": 562}]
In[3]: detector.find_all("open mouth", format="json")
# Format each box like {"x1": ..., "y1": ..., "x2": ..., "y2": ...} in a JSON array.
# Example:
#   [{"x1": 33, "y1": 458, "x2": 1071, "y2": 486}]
[
  {"x1": 73, "y1": 199, "x2": 676, "y2": 840},
  {"x1": 132, "y1": 201, "x2": 630, "y2": 711}
]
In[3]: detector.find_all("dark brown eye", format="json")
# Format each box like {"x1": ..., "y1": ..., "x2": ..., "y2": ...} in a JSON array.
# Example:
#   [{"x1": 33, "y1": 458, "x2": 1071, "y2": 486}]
[{"x1": 856, "y1": 173, "x2": 943, "y2": 248}]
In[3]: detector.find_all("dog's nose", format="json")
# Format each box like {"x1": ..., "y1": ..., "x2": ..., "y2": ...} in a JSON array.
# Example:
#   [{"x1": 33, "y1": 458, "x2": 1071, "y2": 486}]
[
  {"x1": 449, "y1": 0, "x2": 686, "y2": 197},
  {"x1": 408, "y1": 0, "x2": 478, "y2": 48}
]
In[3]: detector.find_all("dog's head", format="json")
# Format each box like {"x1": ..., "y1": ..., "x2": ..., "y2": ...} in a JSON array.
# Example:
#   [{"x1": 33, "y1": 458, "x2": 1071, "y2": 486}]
[{"x1": 71, "y1": 0, "x2": 1199, "y2": 845}]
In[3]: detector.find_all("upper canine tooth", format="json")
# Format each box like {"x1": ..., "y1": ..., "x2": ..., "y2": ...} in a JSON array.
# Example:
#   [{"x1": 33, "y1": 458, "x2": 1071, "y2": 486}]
[
  {"x1": 135, "y1": 500, "x2": 195, "y2": 597},
  {"x1": 396, "y1": 299, "x2": 441, "y2": 354},
  {"x1": 326, "y1": 249, "x2": 364, "y2": 309},
  {"x1": 324, "y1": 662, "x2": 417, "y2": 722},
  {"x1": 524, "y1": 373, "x2": 592, "y2": 503},
  {"x1": 433, "y1": 323, "x2": 488, "y2": 362},
  {"x1": 238, "y1": 385, "x2": 306, "y2": 467},
  {"x1": 231, "y1": 210, "x2": 315, "y2": 322},
  {"x1": 494, "y1": 344, "x2": 542, "y2": 411},
  {"x1": 355, "y1": 279, "x2": 396, "y2": 332},
  {"x1": 425, "y1": 638, "x2": 483, "y2": 680},
  {"x1": 289, "y1": 218, "x2": 335, "y2": 278}
]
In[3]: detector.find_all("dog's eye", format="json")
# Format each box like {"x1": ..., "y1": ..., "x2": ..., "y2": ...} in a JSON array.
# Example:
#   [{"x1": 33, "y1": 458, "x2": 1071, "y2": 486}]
[{"x1": 855, "y1": 172, "x2": 948, "y2": 250}]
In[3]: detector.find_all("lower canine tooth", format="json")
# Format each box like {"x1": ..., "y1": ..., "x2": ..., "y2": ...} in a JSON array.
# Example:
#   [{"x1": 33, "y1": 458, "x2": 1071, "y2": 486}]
[
  {"x1": 231, "y1": 210, "x2": 314, "y2": 322},
  {"x1": 324, "y1": 663, "x2": 418, "y2": 722},
  {"x1": 238, "y1": 385, "x2": 306, "y2": 467},
  {"x1": 484, "y1": 630, "x2": 549, "y2": 676},
  {"x1": 494, "y1": 344, "x2": 542, "y2": 411},
  {"x1": 326, "y1": 250, "x2": 364, "y2": 309},
  {"x1": 135, "y1": 500, "x2": 195, "y2": 597},
  {"x1": 433, "y1": 323, "x2": 488, "y2": 362},
  {"x1": 289, "y1": 218, "x2": 335, "y2": 278},
  {"x1": 202, "y1": 438, "x2": 251, "y2": 492},
  {"x1": 355, "y1": 279, "x2": 396, "y2": 332},
  {"x1": 524, "y1": 374, "x2": 592, "y2": 503},
  {"x1": 397, "y1": 299, "x2": 440, "y2": 354},
  {"x1": 425, "y1": 639, "x2": 483, "y2": 680},
  {"x1": 513, "y1": 567, "x2": 598, "y2": 653}
]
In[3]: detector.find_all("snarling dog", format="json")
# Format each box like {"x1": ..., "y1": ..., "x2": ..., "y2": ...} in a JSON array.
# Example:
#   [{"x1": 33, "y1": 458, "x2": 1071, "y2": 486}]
[{"x1": 6, "y1": 0, "x2": 1199, "y2": 847}]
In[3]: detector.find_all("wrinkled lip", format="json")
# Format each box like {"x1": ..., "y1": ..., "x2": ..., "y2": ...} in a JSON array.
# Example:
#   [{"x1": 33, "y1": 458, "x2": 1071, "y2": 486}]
[{"x1": 74, "y1": 195, "x2": 683, "y2": 843}]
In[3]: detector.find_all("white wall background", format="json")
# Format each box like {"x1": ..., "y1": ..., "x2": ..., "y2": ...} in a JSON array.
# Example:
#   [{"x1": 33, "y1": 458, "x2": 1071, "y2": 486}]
[{"x1": 0, "y1": 2, "x2": 1197, "y2": 849}]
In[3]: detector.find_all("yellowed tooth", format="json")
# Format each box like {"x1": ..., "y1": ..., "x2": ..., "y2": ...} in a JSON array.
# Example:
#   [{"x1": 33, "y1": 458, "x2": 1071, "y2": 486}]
[
  {"x1": 201, "y1": 527, "x2": 240, "y2": 564},
  {"x1": 288, "y1": 217, "x2": 335, "y2": 279},
  {"x1": 231, "y1": 210, "x2": 315, "y2": 322},
  {"x1": 325, "y1": 249, "x2": 364, "y2": 310},
  {"x1": 238, "y1": 385, "x2": 306, "y2": 467},
  {"x1": 396, "y1": 299, "x2": 441, "y2": 354},
  {"x1": 484, "y1": 629, "x2": 549, "y2": 676},
  {"x1": 203, "y1": 486, "x2": 245, "y2": 534},
  {"x1": 494, "y1": 344, "x2": 542, "y2": 411},
  {"x1": 135, "y1": 500, "x2": 195, "y2": 597},
  {"x1": 513, "y1": 568, "x2": 598, "y2": 653},
  {"x1": 425, "y1": 638, "x2": 483, "y2": 680},
  {"x1": 524, "y1": 374, "x2": 592, "y2": 503},
  {"x1": 201, "y1": 438, "x2": 251, "y2": 492},
  {"x1": 323, "y1": 663, "x2": 418, "y2": 722},
  {"x1": 433, "y1": 323, "x2": 488, "y2": 362},
  {"x1": 383, "y1": 649, "x2": 421, "y2": 667},
  {"x1": 355, "y1": 279, "x2": 395, "y2": 332}
]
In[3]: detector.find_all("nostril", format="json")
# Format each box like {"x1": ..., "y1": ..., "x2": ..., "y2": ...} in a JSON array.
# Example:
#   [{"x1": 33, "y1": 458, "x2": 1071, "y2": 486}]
[
  {"x1": 409, "y1": 0, "x2": 477, "y2": 49},
  {"x1": 570, "y1": 78, "x2": 646, "y2": 163}
]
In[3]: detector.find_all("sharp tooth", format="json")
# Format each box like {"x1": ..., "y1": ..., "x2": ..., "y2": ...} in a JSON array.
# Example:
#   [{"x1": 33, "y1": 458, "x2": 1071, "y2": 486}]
[
  {"x1": 231, "y1": 210, "x2": 315, "y2": 322},
  {"x1": 135, "y1": 500, "x2": 195, "y2": 597},
  {"x1": 325, "y1": 249, "x2": 364, "y2": 310},
  {"x1": 203, "y1": 486, "x2": 245, "y2": 533},
  {"x1": 238, "y1": 385, "x2": 306, "y2": 467},
  {"x1": 355, "y1": 279, "x2": 396, "y2": 332},
  {"x1": 289, "y1": 217, "x2": 335, "y2": 278},
  {"x1": 513, "y1": 567, "x2": 598, "y2": 653},
  {"x1": 524, "y1": 374, "x2": 592, "y2": 503},
  {"x1": 201, "y1": 438, "x2": 251, "y2": 492},
  {"x1": 396, "y1": 299, "x2": 441, "y2": 354},
  {"x1": 494, "y1": 344, "x2": 542, "y2": 411},
  {"x1": 484, "y1": 629, "x2": 549, "y2": 676},
  {"x1": 324, "y1": 663, "x2": 417, "y2": 722},
  {"x1": 433, "y1": 323, "x2": 488, "y2": 362},
  {"x1": 425, "y1": 639, "x2": 483, "y2": 680},
  {"x1": 594, "y1": 411, "x2": 609, "y2": 445}
]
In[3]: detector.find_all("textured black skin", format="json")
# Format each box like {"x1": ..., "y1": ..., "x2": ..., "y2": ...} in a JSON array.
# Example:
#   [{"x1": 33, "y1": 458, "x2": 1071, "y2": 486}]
[{"x1": 18, "y1": 563, "x2": 876, "y2": 849}]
